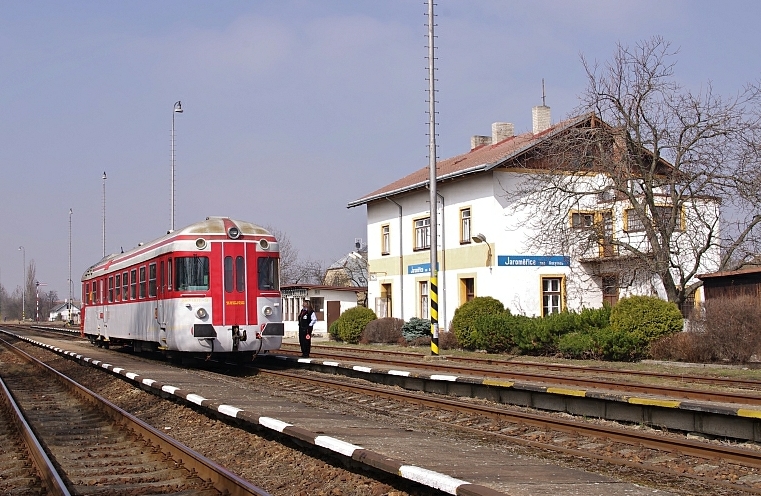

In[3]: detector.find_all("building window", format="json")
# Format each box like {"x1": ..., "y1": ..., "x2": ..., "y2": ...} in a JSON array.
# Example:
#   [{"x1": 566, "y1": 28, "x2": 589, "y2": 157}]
[
  {"x1": 130, "y1": 269, "x2": 137, "y2": 300},
  {"x1": 381, "y1": 225, "x2": 390, "y2": 255},
  {"x1": 625, "y1": 206, "x2": 681, "y2": 232},
  {"x1": 460, "y1": 208, "x2": 471, "y2": 244},
  {"x1": 139, "y1": 267, "x2": 147, "y2": 298},
  {"x1": 541, "y1": 277, "x2": 563, "y2": 316},
  {"x1": 571, "y1": 212, "x2": 595, "y2": 229},
  {"x1": 148, "y1": 263, "x2": 157, "y2": 297},
  {"x1": 461, "y1": 277, "x2": 475, "y2": 304},
  {"x1": 414, "y1": 217, "x2": 430, "y2": 251},
  {"x1": 419, "y1": 281, "x2": 429, "y2": 319}
]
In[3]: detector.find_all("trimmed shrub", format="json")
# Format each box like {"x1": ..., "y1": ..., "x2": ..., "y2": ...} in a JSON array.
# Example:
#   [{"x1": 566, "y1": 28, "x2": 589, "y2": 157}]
[
  {"x1": 592, "y1": 326, "x2": 641, "y2": 361},
  {"x1": 610, "y1": 296, "x2": 683, "y2": 347},
  {"x1": 438, "y1": 331, "x2": 460, "y2": 350},
  {"x1": 472, "y1": 312, "x2": 516, "y2": 353},
  {"x1": 557, "y1": 331, "x2": 597, "y2": 359},
  {"x1": 337, "y1": 306, "x2": 377, "y2": 344},
  {"x1": 409, "y1": 336, "x2": 432, "y2": 347},
  {"x1": 361, "y1": 317, "x2": 404, "y2": 344},
  {"x1": 451, "y1": 297, "x2": 506, "y2": 350},
  {"x1": 328, "y1": 320, "x2": 340, "y2": 341},
  {"x1": 402, "y1": 317, "x2": 431, "y2": 342},
  {"x1": 512, "y1": 315, "x2": 558, "y2": 355},
  {"x1": 578, "y1": 304, "x2": 611, "y2": 331}
]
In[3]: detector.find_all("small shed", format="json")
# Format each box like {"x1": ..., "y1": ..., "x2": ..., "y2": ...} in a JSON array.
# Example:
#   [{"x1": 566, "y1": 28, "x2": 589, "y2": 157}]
[
  {"x1": 281, "y1": 285, "x2": 367, "y2": 338},
  {"x1": 697, "y1": 266, "x2": 761, "y2": 301}
]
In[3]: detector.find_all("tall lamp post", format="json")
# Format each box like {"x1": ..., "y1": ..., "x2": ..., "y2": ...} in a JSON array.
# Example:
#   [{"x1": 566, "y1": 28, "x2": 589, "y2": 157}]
[
  {"x1": 18, "y1": 246, "x2": 25, "y2": 321},
  {"x1": 171, "y1": 100, "x2": 183, "y2": 231},
  {"x1": 102, "y1": 172, "x2": 107, "y2": 258},
  {"x1": 69, "y1": 208, "x2": 73, "y2": 324}
]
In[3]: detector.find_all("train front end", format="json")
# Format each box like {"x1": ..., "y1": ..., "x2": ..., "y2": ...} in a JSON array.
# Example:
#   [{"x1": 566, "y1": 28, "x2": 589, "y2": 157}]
[{"x1": 167, "y1": 218, "x2": 284, "y2": 360}]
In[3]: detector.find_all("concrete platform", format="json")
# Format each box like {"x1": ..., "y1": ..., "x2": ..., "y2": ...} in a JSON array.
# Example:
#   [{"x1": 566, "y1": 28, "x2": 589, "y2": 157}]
[
  {"x1": 273, "y1": 346, "x2": 761, "y2": 443},
  {"x1": 3, "y1": 328, "x2": 668, "y2": 496}
]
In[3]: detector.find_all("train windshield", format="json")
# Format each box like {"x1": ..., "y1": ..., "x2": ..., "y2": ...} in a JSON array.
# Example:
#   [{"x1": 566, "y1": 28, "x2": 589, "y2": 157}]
[
  {"x1": 257, "y1": 257, "x2": 279, "y2": 291},
  {"x1": 175, "y1": 256, "x2": 209, "y2": 291}
]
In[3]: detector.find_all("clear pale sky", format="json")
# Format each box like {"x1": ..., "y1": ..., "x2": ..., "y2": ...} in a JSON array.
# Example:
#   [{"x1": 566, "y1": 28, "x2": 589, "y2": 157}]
[{"x1": 1, "y1": 0, "x2": 759, "y2": 297}]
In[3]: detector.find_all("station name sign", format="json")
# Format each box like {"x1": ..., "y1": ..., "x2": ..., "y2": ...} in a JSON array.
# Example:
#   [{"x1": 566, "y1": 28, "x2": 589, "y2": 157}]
[
  {"x1": 407, "y1": 262, "x2": 440, "y2": 274},
  {"x1": 497, "y1": 255, "x2": 570, "y2": 267}
]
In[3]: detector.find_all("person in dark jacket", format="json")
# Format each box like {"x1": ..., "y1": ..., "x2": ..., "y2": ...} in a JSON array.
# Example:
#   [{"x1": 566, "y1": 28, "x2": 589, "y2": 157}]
[{"x1": 298, "y1": 300, "x2": 317, "y2": 357}]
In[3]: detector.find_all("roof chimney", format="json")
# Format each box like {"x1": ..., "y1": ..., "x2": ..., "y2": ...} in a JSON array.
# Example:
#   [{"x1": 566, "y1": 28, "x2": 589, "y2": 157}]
[
  {"x1": 470, "y1": 135, "x2": 492, "y2": 150},
  {"x1": 491, "y1": 122, "x2": 514, "y2": 144},
  {"x1": 532, "y1": 106, "x2": 551, "y2": 134},
  {"x1": 532, "y1": 79, "x2": 552, "y2": 134}
]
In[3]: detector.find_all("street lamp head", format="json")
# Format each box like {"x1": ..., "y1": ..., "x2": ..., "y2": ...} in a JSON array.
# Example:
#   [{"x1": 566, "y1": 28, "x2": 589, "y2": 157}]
[
  {"x1": 174, "y1": 101, "x2": 183, "y2": 113},
  {"x1": 102, "y1": 171, "x2": 107, "y2": 180},
  {"x1": 472, "y1": 233, "x2": 487, "y2": 243}
]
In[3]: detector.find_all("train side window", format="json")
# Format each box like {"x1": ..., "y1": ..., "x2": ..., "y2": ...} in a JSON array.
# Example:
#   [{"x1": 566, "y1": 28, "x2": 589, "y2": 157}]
[
  {"x1": 85, "y1": 282, "x2": 91, "y2": 304},
  {"x1": 115, "y1": 274, "x2": 121, "y2": 302},
  {"x1": 95, "y1": 280, "x2": 100, "y2": 304},
  {"x1": 224, "y1": 256, "x2": 233, "y2": 293},
  {"x1": 149, "y1": 263, "x2": 157, "y2": 297},
  {"x1": 236, "y1": 256, "x2": 245, "y2": 292},
  {"x1": 139, "y1": 266, "x2": 146, "y2": 298},
  {"x1": 175, "y1": 256, "x2": 209, "y2": 291},
  {"x1": 122, "y1": 272, "x2": 128, "y2": 300},
  {"x1": 160, "y1": 261, "x2": 164, "y2": 293},
  {"x1": 108, "y1": 276, "x2": 114, "y2": 303},
  {"x1": 168, "y1": 258, "x2": 172, "y2": 291},
  {"x1": 130, "y1": 269, "x2": 137, "y2": 300},
  {"x1": 257, "y1": 257, "x2": 279, "y2": 291}
]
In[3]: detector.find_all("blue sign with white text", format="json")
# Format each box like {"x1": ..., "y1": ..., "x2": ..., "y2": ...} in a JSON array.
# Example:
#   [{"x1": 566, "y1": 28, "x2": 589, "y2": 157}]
[
  {"x1": 407, "y1": 262, "x2": 440, "y2": 274},
  {"x1": 497, "y1": 255, "x2": 570, "y2": 267}
]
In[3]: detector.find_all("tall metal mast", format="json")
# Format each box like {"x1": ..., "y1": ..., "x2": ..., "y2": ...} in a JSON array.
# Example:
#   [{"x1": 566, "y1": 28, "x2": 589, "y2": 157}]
[{"x1": 427, "y1": 0, "x2": 439, "y2": 356}]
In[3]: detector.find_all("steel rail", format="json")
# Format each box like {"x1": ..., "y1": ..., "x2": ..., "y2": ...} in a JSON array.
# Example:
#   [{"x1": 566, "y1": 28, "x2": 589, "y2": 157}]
[
  {"x1": 260, "y1": 367, "x2": 761, "y2": 470},
  {"x1": 279, "y1": 345, "x2": 761, "y2": 405},
  {"x1": 0, "y1": 338, "x2": 271, "y2": 496},
  {"x1": 282, "y1": 342, "x2": 761, "y2": 389},
  {"x1": 0, "y1": 376, "x2": 71, "y2": 496}
]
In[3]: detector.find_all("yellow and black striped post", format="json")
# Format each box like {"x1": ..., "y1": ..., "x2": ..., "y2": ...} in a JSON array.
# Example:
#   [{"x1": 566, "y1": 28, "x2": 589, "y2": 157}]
[{"x1": 430, "y1": 273, "x2": 439, "y2": 355}]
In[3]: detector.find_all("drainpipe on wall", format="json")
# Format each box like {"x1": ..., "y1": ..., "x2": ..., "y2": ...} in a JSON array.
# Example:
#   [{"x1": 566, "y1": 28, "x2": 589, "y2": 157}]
[
  {"x1": 437, "y1": 191, "x2": 446, "y2": 332},
  {"x1": 385, "y1": 197, "x2": 404, "y2": 321}
]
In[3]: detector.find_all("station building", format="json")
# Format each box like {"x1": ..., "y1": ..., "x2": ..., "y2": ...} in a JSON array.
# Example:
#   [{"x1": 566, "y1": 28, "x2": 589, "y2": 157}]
[{"x1": 348, "y1": 107, "x2": 720, "y2": 329}]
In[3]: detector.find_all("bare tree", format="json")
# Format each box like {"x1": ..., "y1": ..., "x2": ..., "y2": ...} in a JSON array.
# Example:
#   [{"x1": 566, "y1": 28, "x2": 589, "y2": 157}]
[
  {"x1": 265, "y1": 225, "x2": 301, "y2": 284},
  {"x1": 507, "y1": 37, "x2": 761, "y2": 307}
]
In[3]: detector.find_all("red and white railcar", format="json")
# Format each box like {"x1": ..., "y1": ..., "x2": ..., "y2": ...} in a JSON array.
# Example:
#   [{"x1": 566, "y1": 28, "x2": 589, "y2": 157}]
[{"x1": 81, "y1": 217, "x2": 283, "y2": 360}]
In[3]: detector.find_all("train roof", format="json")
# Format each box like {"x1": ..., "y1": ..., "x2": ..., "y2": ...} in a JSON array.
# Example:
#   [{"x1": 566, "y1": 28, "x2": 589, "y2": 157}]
[{"x1": 82, "y1": 217, "x2": 273, "y2": 279}]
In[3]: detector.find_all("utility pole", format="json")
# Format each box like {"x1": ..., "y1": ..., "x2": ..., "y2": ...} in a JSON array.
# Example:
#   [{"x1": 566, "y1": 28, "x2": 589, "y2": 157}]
[
  {"x1": 69, "y1": 208, "x2": 73, "y2": 324},
  {"x1": 427, "y1": 0, "x2": 439, "y2": 356},
  {"x1": 102, "y1": 172, "x2": 107, "y2": 258}
]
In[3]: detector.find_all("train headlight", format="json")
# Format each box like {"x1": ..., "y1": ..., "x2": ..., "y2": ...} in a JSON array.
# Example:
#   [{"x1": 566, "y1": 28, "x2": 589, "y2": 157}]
[
  {"x1": 196, "y1": 308, "x2": 208, "y2": 319},
  {"x1": 262, "y1": 306, "x2": 273, "y2": 317}
]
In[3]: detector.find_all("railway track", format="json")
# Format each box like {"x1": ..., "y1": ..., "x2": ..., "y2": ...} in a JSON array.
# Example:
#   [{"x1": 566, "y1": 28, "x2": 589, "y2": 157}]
[
  {"x1": 0, "y1": 337, "x2": 271, "y2": 496},
  {"x1": 255, "y1": 366, "x2": 761, "y2": 495},
  {"x1": 280, "y1": 343, "x2": 761, "y2": 405}
]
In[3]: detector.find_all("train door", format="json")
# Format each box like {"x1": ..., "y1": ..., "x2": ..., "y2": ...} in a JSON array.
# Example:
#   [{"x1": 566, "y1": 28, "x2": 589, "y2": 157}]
[
  {"x1": 157, "y1": 260, "x2": 166, "y2": 330},
  {"x1": 222, "y1": 243, "x2": 247, "y2": 325}
]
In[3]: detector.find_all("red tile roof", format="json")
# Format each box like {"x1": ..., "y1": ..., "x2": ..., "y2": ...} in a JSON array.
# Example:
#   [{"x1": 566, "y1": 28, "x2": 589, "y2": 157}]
[{"x1": 348, "y1": 113, "x2": 593, "y2": 208}]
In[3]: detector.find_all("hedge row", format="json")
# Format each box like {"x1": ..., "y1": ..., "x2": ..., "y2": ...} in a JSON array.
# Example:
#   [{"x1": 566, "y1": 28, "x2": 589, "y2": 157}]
[{"x1": 450, "y1": 295, "x2": 682, "y2": 361}]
